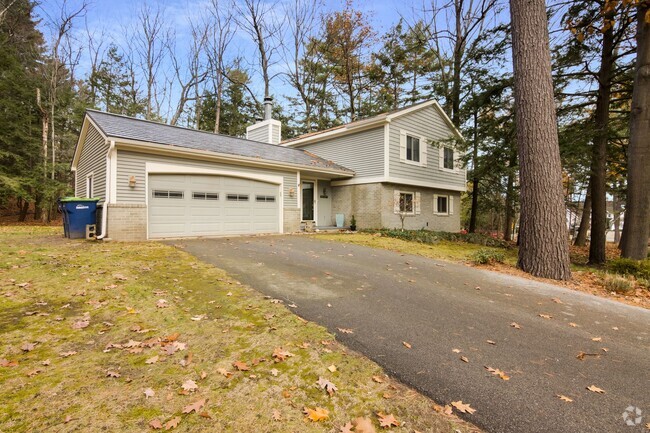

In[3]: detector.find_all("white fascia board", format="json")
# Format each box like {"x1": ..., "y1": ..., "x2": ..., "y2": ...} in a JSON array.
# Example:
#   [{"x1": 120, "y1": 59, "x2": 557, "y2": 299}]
[
  {"x1": 331, "y1": 175, "x2": 466, "y2": 192},
  {"x1": 111, "y1": 138, "x2": 354, "y2": 178},
  {"x1": 385, "y1": 100, "x2": 436, "y2": 121}
]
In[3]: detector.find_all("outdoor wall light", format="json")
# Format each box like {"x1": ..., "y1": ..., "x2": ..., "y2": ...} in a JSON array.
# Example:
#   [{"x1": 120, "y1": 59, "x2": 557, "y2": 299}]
[
  {"x1": 129, "y1": 176, "x2": 137, "y2": 188},
  {"x1": 289, "y1": 187, "x2": 295, "y2": 198}
]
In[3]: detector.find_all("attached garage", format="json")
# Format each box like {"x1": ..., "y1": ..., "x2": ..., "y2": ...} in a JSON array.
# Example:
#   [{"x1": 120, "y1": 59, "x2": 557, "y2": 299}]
[{"x1": 148, "y1": 174, "x2": 280, "y2": 238}]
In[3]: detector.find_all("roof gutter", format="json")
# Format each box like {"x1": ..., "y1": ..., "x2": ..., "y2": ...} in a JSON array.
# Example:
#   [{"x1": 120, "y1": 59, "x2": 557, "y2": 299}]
[{"x1": 96, "y1": 140, "x2": 115, "y2": 240}]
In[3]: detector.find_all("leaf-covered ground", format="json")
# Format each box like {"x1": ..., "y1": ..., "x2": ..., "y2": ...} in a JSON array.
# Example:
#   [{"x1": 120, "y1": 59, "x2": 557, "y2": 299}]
[
  {"x1": 315, "y1": 232, "x2": 650, "y2": 310},
  {"x1": 0, "y1": 226, "x2": 480, "y2": 433}
]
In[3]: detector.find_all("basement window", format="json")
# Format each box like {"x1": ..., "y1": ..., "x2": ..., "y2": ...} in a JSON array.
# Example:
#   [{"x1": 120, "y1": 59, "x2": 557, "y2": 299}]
[
  {"x1": 193, "y1": 192, "x2": 219, "y2": 200},
  {"x1": 152, "y1": 190, "x2": 184, "y2": 199},
  {"x1": 256, "y1": 195, "x2": 276, "y2": 202},
  {"x1": 227, "y1": 194, "x2": 249, "y2": 202}
]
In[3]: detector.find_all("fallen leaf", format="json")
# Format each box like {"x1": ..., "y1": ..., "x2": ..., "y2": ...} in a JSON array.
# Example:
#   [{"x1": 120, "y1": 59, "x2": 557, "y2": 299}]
[
  {"x1": 569, "y1": 322, "x2": 578, "y2": 327},
  {"x1": 106, "y1": 371, "x2": 121, "y2": 378},
  {"x1": 272, "y1": 347, "x2": 294, "y2": 362},
  {"x1": 183, "y1": 398, "x2": 207, "y2": 414},
  {"x1": 485, "y1": 366, "x2": 510, "y2": 380},
  {"x1": 352, "y1": 417, "x2": 377, "y2": 433},
  {"x1": 272, "y1": 409, "x2": 282, "y2": 421},
  {"x1": 591, "y1": 337, "x2": 602, "y2": 342},
  {"x1": 327, "y1": 364, "x2": 337, "y2": 373},
  {"x1": 486, "y1": 340, "x2": 496, "y2": 345},
  {"x1": 337, "y1": 327, "x2": 354, "y2": 334},
  {"x1": 181, "y1": 379, "x2": 198, "y2": 392},
  {"x1": 199, "y1": 411, "x2": 211, "y2": 419},
  {"x1": 144, "y1": 388, "x2": 155, "y2": 399},
  {"x1": 72, "y1": 319, "x2": 90, "y2": 329},
  {"x1": 451, "y1": 400, "x2": 476, "y2": 414},
  {"x1": 217, "y1": 368, "x2": 233, "y2": 378},
  {"x1": 145, "y1": 355, "x2": 159, "y2": 364},
  {"x1": 339, "y1": 421, "x2": 354, "y2": 433},
  {"x1": 60, "y1": 351, "x2": 78, "y2": 358},
  {"x1": 538, "y1": 314, "x2": 552, "y2": 319},
  {"x1": 510, "y1": 322, "x2": 521, "y2": 329},
  {"x1": 433, "y1": 404, "x2": 453, "y2": 415},
  {"x1": 452, "y1": 348, "x2": 461, "y2": 353},
  {"x1": 557, "y1": 394, "x2": 573, "y2": 402},
  {"x1": 0, "y1": 359, "x2": 18, "y2": 367},
  {"x1": 317, "y1": 376, "x2": 338, "y2": 395},
  {"x1": 270, "y1": 368, "x2": 279, "y2": 377},
  {"x1": 576, "y1": 351, "x2": 600, "y2": 360},
  {"x1": 402, "y1": 341, "x2": 412, "y2": 349},
  {"x1": 156, "y1": 299, "x2": 168, "y2": 309},
  {"x1": 587, "y1": 385, "x2": 605, "y2": 394},
  {"x1": 460, "y1": 356, "x2": 469, "y2": 363},
  {"x1": 372, "y1": 375, "x2": 384, "y2": 383},
  {"x1": 233, "y1": 361, "x2": 249, "y2": 371},
  {"x1": 551, "y1": 298, "x2": 563, "y2": 304},
  {"x1": 149, "y1": 419, "x2": 163, "y2": 430},
  {"x1": 21, "y1": 342, "x2": 36, "y2": 352},
  {"x1": 164, "y1": 416, "x2": 180, "y2": 430},
  {"x1": 377, "y1": 412, "x2": 400, "y2": 428},
  {"x1": 180, "y1": 352, "x2": 193, "y2": 367},
  {"x1": 41, "y1": 359, "x2": 51, "y2": 366},
  {"x1": 304, "y1": 407, "x2": 329, "y2": 422},
  {"x1": 200, "y1": 371, "x2": 207, "y2": 379},
  {"x1": 26, "y1": 368, "x2": 42, "y2": 377}
]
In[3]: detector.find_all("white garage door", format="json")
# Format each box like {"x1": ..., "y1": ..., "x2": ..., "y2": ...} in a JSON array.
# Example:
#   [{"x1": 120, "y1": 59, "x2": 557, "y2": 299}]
[{"x1": 148, "y1": 174, "x2": 280, "y2": 238}]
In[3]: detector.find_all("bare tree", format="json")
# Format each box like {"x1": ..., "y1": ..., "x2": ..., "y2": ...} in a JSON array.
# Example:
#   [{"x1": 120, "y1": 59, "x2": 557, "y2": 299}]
[
  {"x1": 85, "y1": 20, "x2": 108, "y2": 107},
  {"x1": 205, "y1": 0, "x2": 235, "y2": 133},
  {"x1": 621, "y1": 1, "x2": 650, "y2": 260},
  {"x1": 133, "y1": 3, "x2": 170, "y2": 120},
  {"x1": 169, "y1": 20, "x2": 209, "y2": 126},
  {"x1": 509, "y1": 0, "x2": 571, "y2": 280},
  {"x1": 235, "y1": 0, "x2": 283, "y2": 100}
]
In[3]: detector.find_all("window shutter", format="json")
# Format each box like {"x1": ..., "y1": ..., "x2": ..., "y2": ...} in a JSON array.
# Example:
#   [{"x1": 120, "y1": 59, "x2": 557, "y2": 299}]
[
  {"x1": 439, "y1": 147, "x2": 444, "y2": 169},
  {"x1": 449, "y1": 195, "x2": 454, "y2": 215},
  {"x1": 420, "y1": 137, "x2": 427, "y2": 166},
  {"x1": 394, "y1": 190, "x2": 400, "y2": 213},
  {"x1": 415, "y1": 192, "x2": 421, "y2": 214},
  {"x1": 433, "y1": 194, "x2": 438, "y2": 213},
  {"x1": 399, "y1": 131, "x2": 407, "y2": 161}
]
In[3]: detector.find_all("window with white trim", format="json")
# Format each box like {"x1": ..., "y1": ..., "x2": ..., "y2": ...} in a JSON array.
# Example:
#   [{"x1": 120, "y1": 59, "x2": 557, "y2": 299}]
[
  {"x1": 433, "y1": 194, "x2": 454, "y2": 215},
  {"x1": 443, "y1": 147, "x2": 454, "y2": 169},
  {"x1": 393, "y1": 190, "x2": 421, "y2": 215},
  {"x1": 400, "y1": 131, "x2": 427, "y2": 166},
  {"x1": 406, "y1": 136, "x2": 420, "y2": 162}
]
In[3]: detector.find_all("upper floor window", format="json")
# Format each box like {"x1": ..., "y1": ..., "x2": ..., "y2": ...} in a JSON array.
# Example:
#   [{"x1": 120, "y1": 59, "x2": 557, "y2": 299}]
[
  {"x1": 406, "y1": 136, "x2": 420, "y2": 163},
  {"x1": 443, "y1": 147, "x2": 454, "y2": 170},
  {"x1": 86, "y1": 174, "x2": 93, "y2": 198}
]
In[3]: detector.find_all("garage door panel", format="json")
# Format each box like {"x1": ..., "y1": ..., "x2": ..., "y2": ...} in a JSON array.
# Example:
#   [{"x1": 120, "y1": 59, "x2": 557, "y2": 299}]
[{"x1": 148, "y1": 174, "x2": 279, "y2": 238}]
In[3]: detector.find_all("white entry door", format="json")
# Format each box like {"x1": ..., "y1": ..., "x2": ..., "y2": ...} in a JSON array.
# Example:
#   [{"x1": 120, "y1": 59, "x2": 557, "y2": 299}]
[{"x1": 148, "y1": 174, "x2": 279, "y2": 238}]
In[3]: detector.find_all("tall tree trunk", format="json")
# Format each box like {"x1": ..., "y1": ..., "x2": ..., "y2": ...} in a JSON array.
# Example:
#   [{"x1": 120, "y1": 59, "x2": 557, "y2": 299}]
[
  {"x1": 19, "y1": 199, "x2": 29, "y2": 222},
  {"x1": 509, "y1": 0, "x2": 571, "y2": 280},
  {"x1": 574, "y1": 182, "x2": 592, "y2": 246},
  {"x1": 588, "y1": 13, "x2": 615, "y2": 265},
  {"x1": 621, "y1": 1, "x2": 650, "y2": 259}
]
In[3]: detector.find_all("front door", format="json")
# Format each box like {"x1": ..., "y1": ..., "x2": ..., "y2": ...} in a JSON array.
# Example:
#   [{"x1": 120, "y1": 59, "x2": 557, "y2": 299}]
[{"x1": 302, "y1": 181, "x2": 314, "y2": 220}]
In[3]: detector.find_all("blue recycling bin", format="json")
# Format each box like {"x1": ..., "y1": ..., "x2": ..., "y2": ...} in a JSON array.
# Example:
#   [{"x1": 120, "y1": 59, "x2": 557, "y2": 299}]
[{"x1": 58, "y1": 197, "x2": 99, "y2": 239}]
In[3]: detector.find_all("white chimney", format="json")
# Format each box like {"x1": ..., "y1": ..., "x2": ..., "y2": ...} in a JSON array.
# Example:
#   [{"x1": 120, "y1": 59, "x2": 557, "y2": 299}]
[{"x1": 246, "y1": 96, "x2": 281, "y2": 145}]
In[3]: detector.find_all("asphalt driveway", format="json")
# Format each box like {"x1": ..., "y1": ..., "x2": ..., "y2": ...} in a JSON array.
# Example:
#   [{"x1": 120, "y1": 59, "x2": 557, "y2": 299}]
[{"x1": 177, "y1": 235, "x2": 650, "y2": 433}]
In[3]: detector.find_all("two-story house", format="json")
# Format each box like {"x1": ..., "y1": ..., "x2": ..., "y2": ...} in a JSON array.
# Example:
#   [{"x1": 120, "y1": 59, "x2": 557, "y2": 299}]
[{"x1": 71, "y1": 99, "x2": 464, "y2": 241}]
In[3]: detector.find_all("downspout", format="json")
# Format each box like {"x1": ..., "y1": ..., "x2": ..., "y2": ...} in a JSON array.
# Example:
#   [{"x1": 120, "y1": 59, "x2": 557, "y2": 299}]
[{"x1": 96, "y1": 140, "x2": 115, "y2": 240}]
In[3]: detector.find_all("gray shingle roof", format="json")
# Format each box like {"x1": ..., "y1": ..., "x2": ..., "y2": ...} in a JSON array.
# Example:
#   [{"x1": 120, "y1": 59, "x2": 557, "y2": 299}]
[{"x1": 86, "y1": 110, "x2": 353, "y2": 175}]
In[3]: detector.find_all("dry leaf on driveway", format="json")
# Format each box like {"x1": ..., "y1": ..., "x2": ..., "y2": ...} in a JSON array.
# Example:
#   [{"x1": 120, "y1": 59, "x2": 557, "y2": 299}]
[
  {"x1": 460, "y1": 356, "x2": 469, "y2": 363},
  {"x1": 337, "y1": 327, "x2": 354, "y2": 334},
  {"x1": 402, "y1": 341, "x2": 412, "y2": 349},
  {"x1": 538, "y1": 314, "x2": 552, "y2": 319},
  {"x1": 510, "y1": 322, "x2": 521, "y2": 329},
  {"x1": 557, "y1": 394, "x2": 573, "y2": 402},
  {"x1": 485, "y1": 366, "x2": 510, "y2": 380},
  {"x1": 303, "y1": 406, "x2": 329, "y2": 422},
  {"x1": 587, "y1": 385, "x2": 605, "y2": 394},
  {"x1": 451, "y1": 400, "x2": 476, "y2": 414}
]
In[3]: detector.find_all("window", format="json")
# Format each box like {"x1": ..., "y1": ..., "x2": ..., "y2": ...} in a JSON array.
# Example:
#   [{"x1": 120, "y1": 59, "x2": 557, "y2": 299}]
[
  {"x1": 256, "y1": 195, "x2": 276, "y2": 202},
  {"x1": 193, "y1": 192, "x2": 219, "y2": 200},
  {"x1": 227, "y1": 194, "x2": 249, "y2": 201},
  {"x1": 434, "y1": 194, "x2": 453, "y2": 215},
  {"x1": 443, "y1": 147, "x2": 454, "y2": 170},
  {"x1": 406, "y1": 136, "x2": 420, "y2": 162},
  {"x1": 399, "y1": 192, "x2": 414, "y2": 213},
  {"x1": 86, "y1": 174, "x2": 93, "y2": 198},
  {"x1": 153, "y1": 190, "x2": 184, "y2": 199}
]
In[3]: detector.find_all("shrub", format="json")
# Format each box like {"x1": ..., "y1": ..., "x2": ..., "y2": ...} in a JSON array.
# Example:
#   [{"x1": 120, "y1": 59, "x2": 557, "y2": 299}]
[
  {"x1": 602, "y1": 273, "x2": 635, "y2": 294},
  {"x1": 606, "y1": 258, "x2": 650, "y2": 280},
  {"x1": 361, "y1": 229, "x2": 511, "y2": 248},
  {"x1": 470, "y1": 249, "x2": 505, "y2": 265}
]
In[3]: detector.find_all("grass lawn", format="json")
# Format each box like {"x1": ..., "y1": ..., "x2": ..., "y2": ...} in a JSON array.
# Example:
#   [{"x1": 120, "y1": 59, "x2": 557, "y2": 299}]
[
  {"x1": 0, "y1": 226, "x2": 479, "y2": 433},
  {"x1": 314, "y1": 232, "x2": 650, "y2": 310}
]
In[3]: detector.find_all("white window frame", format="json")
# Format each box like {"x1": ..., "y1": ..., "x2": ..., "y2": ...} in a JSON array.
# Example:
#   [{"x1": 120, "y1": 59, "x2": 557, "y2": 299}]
[
  {"x1": 393, "y1": 190, "x2": 421, "y2": 215},
  {"x1": 433, "y1": 194, "x2": 454, "y2": 216},
  {"x1": 439, "y1": 146, "x2": 458, "y2": 172},
  {"x1": 86, "y1": 172, "x2": 94, "y2": 198},
  {"x1": 399, "y1": 130, "x2": 427, "y2": 167}
]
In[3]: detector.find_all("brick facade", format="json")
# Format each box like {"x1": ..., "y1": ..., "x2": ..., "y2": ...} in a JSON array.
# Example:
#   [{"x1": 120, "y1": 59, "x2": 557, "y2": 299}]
[
  {"x1": 106, "y1": 204, "x2": 147, "y2": 241},
  {"x1": 283, "y1": 208, "x2": 301, "y2": 233}
]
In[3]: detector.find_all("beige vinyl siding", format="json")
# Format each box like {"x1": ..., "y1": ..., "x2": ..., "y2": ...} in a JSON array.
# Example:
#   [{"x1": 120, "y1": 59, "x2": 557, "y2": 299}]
[
  {"x1": 76, "y1": 124, "x2": 108, "y2": 203},
  {"x1": 246, "y1": 125, "x2": 268, "y2": 143},
  {"x1": 115, "y1": 150, "x2": 298, "y2": 208},
  {"x1": 271, "y1": 123, "x2": 280, "y2": 143},
  {"x1": 298, "y1": 127, "x2": 384, "y2": 178},
  {"x1": 389, "y1": 105, "x2": 465, "y2": 189}
]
